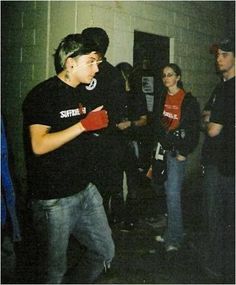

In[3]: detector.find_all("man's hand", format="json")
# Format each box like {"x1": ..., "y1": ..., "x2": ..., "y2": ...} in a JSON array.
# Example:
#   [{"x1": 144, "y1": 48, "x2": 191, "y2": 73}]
[
  {"x1": 116, "y1": 121, "x2": 131, "y2": 130},
  {"x1": 80, "y1": 105, "x2": 109, "y2": 131}
]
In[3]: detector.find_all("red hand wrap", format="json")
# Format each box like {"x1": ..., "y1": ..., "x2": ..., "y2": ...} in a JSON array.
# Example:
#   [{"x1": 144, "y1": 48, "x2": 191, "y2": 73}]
[{"x1": 81, "y1": 110, "x2": 109, "y2": 131}]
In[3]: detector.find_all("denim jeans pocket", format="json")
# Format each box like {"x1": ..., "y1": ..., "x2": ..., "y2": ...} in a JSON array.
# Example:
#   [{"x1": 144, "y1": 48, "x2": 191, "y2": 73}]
[
  {"x1": 31, "y1": 198, "x2": 60, "y2": 211},
  {"x1": 84, "y1": 184, "x2": 103, "y2": 209},
  {"x1": 31, "y1": 199, "x2": 62, "y2": 226}
]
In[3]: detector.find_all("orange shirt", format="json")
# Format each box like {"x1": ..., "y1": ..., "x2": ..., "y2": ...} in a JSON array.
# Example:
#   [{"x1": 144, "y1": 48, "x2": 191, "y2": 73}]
[{"x1": 161, "y1": 89, "x2": 185, "y2": 131}]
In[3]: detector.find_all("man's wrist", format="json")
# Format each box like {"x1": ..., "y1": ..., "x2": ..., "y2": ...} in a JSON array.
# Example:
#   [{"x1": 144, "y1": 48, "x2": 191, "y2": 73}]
[
  {"x1": 78, "y1": 121, "x2": 86, "y2": 132},
  {"x1": 202, "y1": 121, "x2": 209, "y2": 132}
]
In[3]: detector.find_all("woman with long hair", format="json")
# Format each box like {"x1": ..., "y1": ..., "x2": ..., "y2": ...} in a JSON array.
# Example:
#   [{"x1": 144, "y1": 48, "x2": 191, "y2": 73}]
[{"x1": 153, "y1": 63, "x2": 200, "y2": 252}]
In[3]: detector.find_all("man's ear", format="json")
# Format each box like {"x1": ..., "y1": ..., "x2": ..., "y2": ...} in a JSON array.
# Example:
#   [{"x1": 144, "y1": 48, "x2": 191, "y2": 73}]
[{"x1": 65, "y1": 57, "x2": 75, "y2": 70}]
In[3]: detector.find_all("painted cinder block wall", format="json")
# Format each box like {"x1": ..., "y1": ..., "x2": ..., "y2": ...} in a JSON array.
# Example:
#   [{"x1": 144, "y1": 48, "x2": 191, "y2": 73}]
[{"x1": 1, "y1": 1, "x2": 233, "y2": 193}]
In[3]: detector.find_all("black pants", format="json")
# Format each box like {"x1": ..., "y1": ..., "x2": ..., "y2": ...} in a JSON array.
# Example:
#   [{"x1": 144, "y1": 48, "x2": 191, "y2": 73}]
[
  {"x1": 108, "y1": 140, "x2": 141, "y2": 223},
  {"x1": 202, "y1": 164, "x2": 235, "y2": 281}
]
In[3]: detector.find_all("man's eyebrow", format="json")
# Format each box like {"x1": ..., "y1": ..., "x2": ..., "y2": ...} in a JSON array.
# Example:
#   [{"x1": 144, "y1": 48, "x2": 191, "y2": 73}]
[
  {"x1": 217, "y1": 52, "x2": 226, "y2": 57},
  {"x1": 218, "y1": 51, "x2": 229, "y2": 54},
  {"x1": 88, "y1": 56, "x2": 97, "y2": 60}
]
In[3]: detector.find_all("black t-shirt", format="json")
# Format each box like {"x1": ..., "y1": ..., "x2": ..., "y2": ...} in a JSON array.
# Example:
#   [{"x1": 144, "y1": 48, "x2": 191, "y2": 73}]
[
  {"x1": 75, "y1": 60, "x2": 128, "y2": 182},
  {"x1": 122, "y1": 90, "x2": 147, "y2": 140},
  {"x1": 77, "y1": 59, "x2": 127, "y2": 136},
  {"x1": 127, "y1": 90, "x2": 147, "y2": 121},
  {"x1": 201, "y1": 85, "x2": 223, "y2": 165},
  {"x1": 23, "y1": 76, "x2": 92, "y2": 200},
  {"x1": 210, "y1": 76, "x2": 235, "y2": 176}
]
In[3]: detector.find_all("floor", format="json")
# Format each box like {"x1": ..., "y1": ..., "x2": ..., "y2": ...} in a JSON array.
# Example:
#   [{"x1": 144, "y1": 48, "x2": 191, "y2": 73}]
[
  {"x1": 95, "y1": 182, "x2": 216, "y2": 284},
  {"x1": 1, "y1": 177, "x2": 232, "y2": 284}
]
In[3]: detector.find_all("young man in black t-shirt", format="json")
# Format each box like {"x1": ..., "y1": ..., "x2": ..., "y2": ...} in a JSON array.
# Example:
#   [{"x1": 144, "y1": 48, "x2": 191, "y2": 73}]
[
  {"x1": 22, "y1": 33, "x2": 114, "y2": 284},
  {"x1": 201, "y1": 36, "x2": 235, "y2": 283}
]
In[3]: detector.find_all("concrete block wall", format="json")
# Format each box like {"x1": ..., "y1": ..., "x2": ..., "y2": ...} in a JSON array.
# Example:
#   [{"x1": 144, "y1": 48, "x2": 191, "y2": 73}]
[
  {"x1": 1, "y1": 1, "x2": 232, "y2": 192},
  {"x1": 2, "y1": 1, "x2": 49, "y2": 184}
]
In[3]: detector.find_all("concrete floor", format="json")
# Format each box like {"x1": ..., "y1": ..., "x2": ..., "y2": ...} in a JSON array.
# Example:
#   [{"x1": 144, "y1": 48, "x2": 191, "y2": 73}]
[
  {"x1": 1, "y1": 180, "x2": 232, "y2": 284},
  {"x1": 95, "y1": 184, "x2": 217, "y2": 284}
]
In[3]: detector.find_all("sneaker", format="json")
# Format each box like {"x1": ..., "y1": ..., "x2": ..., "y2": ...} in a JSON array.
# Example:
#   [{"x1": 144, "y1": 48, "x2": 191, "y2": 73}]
[
  {"x1": 120, "y1": 221, "x2": 135, "y2": 232},
  {"x1": 155, "y1": 235, "x2": 165, "y2": 243},
  {"x1": 146, "y1": 215, "x2": 167, "y2": 229},
  {"x1": 166, "y1": 245, "x2": 179, "y2": 252}
]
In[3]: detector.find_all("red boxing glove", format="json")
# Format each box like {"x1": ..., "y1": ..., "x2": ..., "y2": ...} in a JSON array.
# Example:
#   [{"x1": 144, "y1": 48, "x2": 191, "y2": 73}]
[{"x1": 80, "y1": 110, "x2": 109, "y2": 131}]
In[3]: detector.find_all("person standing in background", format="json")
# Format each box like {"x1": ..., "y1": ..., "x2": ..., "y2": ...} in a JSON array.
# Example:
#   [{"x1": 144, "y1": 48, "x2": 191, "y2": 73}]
[
  {"x1": 115, "y1": 62, "x2": 148, "y2": 228},
  {"x1": 200, "y1": 36, "x2": 235, "y2": 283},
  {"x1": 129, "y1": 57, "x2": 159, "y2": 175},
  {"x1": 78, "y1": 27, "x2": 127, "y2": 224},
  {"x1": 22, "y1": 33, "x2": 114, "y2": 284},
  {"x1": 153, "y1": 63, "x2": 200, "y2": 253}
]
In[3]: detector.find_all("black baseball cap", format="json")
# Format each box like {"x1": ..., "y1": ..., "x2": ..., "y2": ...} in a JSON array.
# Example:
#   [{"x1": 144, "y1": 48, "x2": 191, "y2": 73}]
[{"x1": 218, "y1": 37, "x2": 235, "y2": 53}]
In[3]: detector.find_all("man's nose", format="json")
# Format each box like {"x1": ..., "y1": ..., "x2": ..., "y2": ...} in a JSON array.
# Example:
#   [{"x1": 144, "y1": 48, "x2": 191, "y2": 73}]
[
  {"x1": 217, "y1": 54, "x2": 222, "y2": 62},
  {"x1": 93, "y1": 64, "x2": 99, "y2": 73}
]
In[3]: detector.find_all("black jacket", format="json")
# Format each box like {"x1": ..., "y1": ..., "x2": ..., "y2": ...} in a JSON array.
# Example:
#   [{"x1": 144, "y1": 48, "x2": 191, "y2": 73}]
[
  {"x1": 77, "y1": 59, "x2": 127, "y2": 136},
  {"x1": 153, "y1": 91, "x2": 200, "y2": 157}
]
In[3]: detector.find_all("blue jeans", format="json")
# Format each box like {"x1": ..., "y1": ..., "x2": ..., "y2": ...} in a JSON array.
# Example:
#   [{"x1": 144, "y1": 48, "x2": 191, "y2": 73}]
[
  {"x1": 163, "y1": 152, "x2": 186, "y2": 247},
  {"x1": 31, "y1": 183, "x2": 115, "y2": 284}
]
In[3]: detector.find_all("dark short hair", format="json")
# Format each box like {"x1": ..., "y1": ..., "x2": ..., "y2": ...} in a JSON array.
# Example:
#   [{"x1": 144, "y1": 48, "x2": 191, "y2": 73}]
[
  {"x1": 82, "y1": 27, "x2": 109, "y2": 56},
  {"x1": 162, "y1": 63, "x2": 184, "y2": 89},
  {"x1": 116, "y1": 62, "x2": 133, "y2": 79},
  {"x1": 218, "y1": 37, "x2": 235, "y2": 54},
  {"x1": 53, "y1": 33, "x2": 99, "y2": 74}
]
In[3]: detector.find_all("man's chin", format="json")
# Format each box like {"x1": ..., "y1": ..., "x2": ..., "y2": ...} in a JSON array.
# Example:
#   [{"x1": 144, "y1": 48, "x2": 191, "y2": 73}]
[
  {"x1": 86, "y1": 77, "x2": 94, "y2": 84},
  {"x1": 217, "y1": 67, "x2": 226, "y2": 73}
]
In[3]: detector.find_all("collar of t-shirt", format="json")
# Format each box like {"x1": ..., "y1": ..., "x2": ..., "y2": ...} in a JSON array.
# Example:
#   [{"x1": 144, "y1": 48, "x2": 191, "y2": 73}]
[{"x1": 161, "y1": 89, "x2": 185, "y2": 131}]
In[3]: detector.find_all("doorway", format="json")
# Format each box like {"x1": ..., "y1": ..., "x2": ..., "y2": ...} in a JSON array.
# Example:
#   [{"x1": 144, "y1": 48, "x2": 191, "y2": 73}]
[
  {"x1": 133, "y1": 30, "x2": 170, "y2": 89},
  {"x1": 131, "y1": 31, "x2": 170, "y2": 174}
]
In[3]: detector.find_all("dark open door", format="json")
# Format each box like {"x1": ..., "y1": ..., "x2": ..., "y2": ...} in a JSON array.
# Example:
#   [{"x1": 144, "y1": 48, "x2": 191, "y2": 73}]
[{"x1": 133, "y1": 30, "x2": 170, "y2": 91}]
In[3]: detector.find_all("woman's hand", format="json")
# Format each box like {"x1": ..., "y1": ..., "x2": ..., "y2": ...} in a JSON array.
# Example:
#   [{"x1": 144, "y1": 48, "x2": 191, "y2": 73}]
[{"x1": 176, "y1": 154, "x2": 186, "y2": 161}]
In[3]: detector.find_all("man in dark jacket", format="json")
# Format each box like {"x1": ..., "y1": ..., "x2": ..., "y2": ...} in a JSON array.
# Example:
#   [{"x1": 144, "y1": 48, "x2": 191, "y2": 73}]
[
  {"x1": 78, "y1": 27, "x2": 127, "y2": 223},
  {"x1": 201, "y1": 36, "x2": 235, "y2": 283}
]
